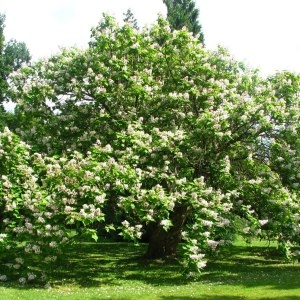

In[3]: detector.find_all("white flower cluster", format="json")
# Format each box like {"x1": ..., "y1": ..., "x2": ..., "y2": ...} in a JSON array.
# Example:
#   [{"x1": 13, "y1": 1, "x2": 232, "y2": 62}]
[
  {"x1": 0, "y1": 233, "x2": 7, "y2": 243},
  {"x1": 121, "y1": 220, "x2": 143, "y2": 239}
]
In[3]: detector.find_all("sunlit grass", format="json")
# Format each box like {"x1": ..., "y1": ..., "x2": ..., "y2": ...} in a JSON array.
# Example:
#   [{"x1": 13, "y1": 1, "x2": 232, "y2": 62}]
[{"x1": 1, "y1": 239, "x2": 300, "y2": 299}]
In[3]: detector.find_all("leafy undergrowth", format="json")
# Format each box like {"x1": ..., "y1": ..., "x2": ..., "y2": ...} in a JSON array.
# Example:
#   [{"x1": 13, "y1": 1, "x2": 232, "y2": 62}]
[{"x1": 1, "y1": 239, "x2": 300, "y2": 299}]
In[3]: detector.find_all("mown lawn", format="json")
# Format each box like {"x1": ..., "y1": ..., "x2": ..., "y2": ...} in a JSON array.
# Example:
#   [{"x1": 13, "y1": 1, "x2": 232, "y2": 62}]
[{"x1": 1, "y1": 239, "x2": 300, "y2": 300}]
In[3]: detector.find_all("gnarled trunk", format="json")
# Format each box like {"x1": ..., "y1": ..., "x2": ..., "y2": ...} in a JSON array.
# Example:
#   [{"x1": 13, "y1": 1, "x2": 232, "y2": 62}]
[{"x1": 145, "y1": 204, "x2": 190, "y2": 259}]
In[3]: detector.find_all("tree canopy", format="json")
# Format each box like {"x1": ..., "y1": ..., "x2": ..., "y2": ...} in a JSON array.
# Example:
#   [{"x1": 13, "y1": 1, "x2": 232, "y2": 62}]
[{"x1": 1, "y1": 15, "x2": 300, "y2": 283}]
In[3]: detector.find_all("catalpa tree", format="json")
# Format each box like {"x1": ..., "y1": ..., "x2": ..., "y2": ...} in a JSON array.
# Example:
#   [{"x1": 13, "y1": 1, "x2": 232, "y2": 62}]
[{"x1": 2, "y1": 15, "x2": 300, "y2": 280}]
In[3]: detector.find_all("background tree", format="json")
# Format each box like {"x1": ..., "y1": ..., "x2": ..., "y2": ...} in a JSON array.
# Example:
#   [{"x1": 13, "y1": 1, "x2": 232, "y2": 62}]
[
  {"x1": 0, "y1": 13, "x2": 31, "y2": 131},
  {"x1": 123, "y1": 8, "x2": 139, "y2": 30},
  {"x1": 163, "y1": 0, "x2": 204, "y2": 44},
  {"x1": 0, "y1": 13, "x2": 31, "y2": 105},
  {"x1": 3, "y1": 39, "x2": 31, "y2": 72},
  {"x1": 0, "y1": 13, "x2": 7, "y2": 105}
]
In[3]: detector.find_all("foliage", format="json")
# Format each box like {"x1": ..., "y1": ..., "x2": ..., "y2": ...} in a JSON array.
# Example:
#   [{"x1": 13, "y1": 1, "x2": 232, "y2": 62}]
[
  {"x1": 1, "y1": 15, "x2": 300, "y2": 283},
  {"x1": 3, "y1": 39, "x2": 31, "y2": 72},
  {"x1": 163, "y1": 0, "x2": 204, "y2": 44},
  {"x1": 0, "y1": 127, "x2": 136, "y2": 283},
  {"x1": 0, "y1": 14, "x2": 5, "y2": 55},
  {"x1": 0, "y1": 14, "x2": 31, "y2": 100}
]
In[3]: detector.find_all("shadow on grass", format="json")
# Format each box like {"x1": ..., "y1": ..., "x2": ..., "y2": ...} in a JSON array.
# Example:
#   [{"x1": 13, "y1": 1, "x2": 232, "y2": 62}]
[
  {"x1": 258, "y1": 298, "x2": 300, "y2": 300},
  {"x1": 160, "y1": 297, "x2": 300, "y2": 300},
  {"x1": 1, "y1": 240, "x2": 300, "y2": 294},
  {"x1": 199, "y1": 244, "x2": 300, "y2": 291},
  {"x1": 160, "y1": 297, "x2": 245, "y2": 300}
]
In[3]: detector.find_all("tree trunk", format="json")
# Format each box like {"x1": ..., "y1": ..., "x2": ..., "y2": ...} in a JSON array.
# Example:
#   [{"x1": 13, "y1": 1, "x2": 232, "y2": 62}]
[{"x1": 144, "y1": 204, "x2": 190, "y2": 259}]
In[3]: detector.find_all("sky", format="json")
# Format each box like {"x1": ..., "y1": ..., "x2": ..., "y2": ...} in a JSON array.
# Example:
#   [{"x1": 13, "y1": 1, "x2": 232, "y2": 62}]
[{"x1": 0, "y1": 0, "x2": 300, "y2": 77}]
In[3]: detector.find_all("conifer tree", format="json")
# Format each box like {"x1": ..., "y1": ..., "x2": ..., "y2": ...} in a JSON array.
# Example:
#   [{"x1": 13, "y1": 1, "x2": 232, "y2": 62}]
[
  {"x1": 123, "y1": 9, "x2": 139, "y2": 30},
  {"x1": 163, "y1": 0, "x2": 204, "y2": 44}
]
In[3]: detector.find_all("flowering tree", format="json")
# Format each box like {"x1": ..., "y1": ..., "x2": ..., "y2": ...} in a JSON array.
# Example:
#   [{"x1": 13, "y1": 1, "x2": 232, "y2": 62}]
[{"x1": 2, "y1": 15, "x2": 300, "y2": 282}]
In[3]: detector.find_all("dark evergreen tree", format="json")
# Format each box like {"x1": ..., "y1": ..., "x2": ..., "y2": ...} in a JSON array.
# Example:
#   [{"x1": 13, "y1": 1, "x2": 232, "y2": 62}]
[
  {"x1": 3, "y1": 39, "x2": 31, "y2": 72},
  {"x1": 123, "y1": 9, "x2": 139, "y2": 30},
  {"x1": 163, "y1": 0, "x2": 204, "y2": 44}
]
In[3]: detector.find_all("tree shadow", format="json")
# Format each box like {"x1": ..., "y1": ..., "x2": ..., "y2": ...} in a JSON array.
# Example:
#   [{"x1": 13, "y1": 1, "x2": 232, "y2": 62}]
[
  {"x1": 160, "y1": 297, "x2": 245, "y2": 300},
  {"x1": 1, "y1": 241, "x2": 300, "y2": 296},
  {"x1": 159, "y1": 297, "x2": 300, "y2": 300},
  {"x1": 199, "y1": 244, "x2": 300, "y2": 291}
]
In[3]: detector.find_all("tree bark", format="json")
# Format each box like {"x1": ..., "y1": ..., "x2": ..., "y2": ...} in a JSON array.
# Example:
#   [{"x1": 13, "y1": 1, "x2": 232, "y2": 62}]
[{"x1": 144, "y1": 204, "x2": 189, "y2": 259}]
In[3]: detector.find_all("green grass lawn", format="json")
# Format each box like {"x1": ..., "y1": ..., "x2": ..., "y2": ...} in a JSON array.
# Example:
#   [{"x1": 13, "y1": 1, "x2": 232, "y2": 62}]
[{"x1": 1, "y1": 239, "x2": 300, "y2": 300}]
